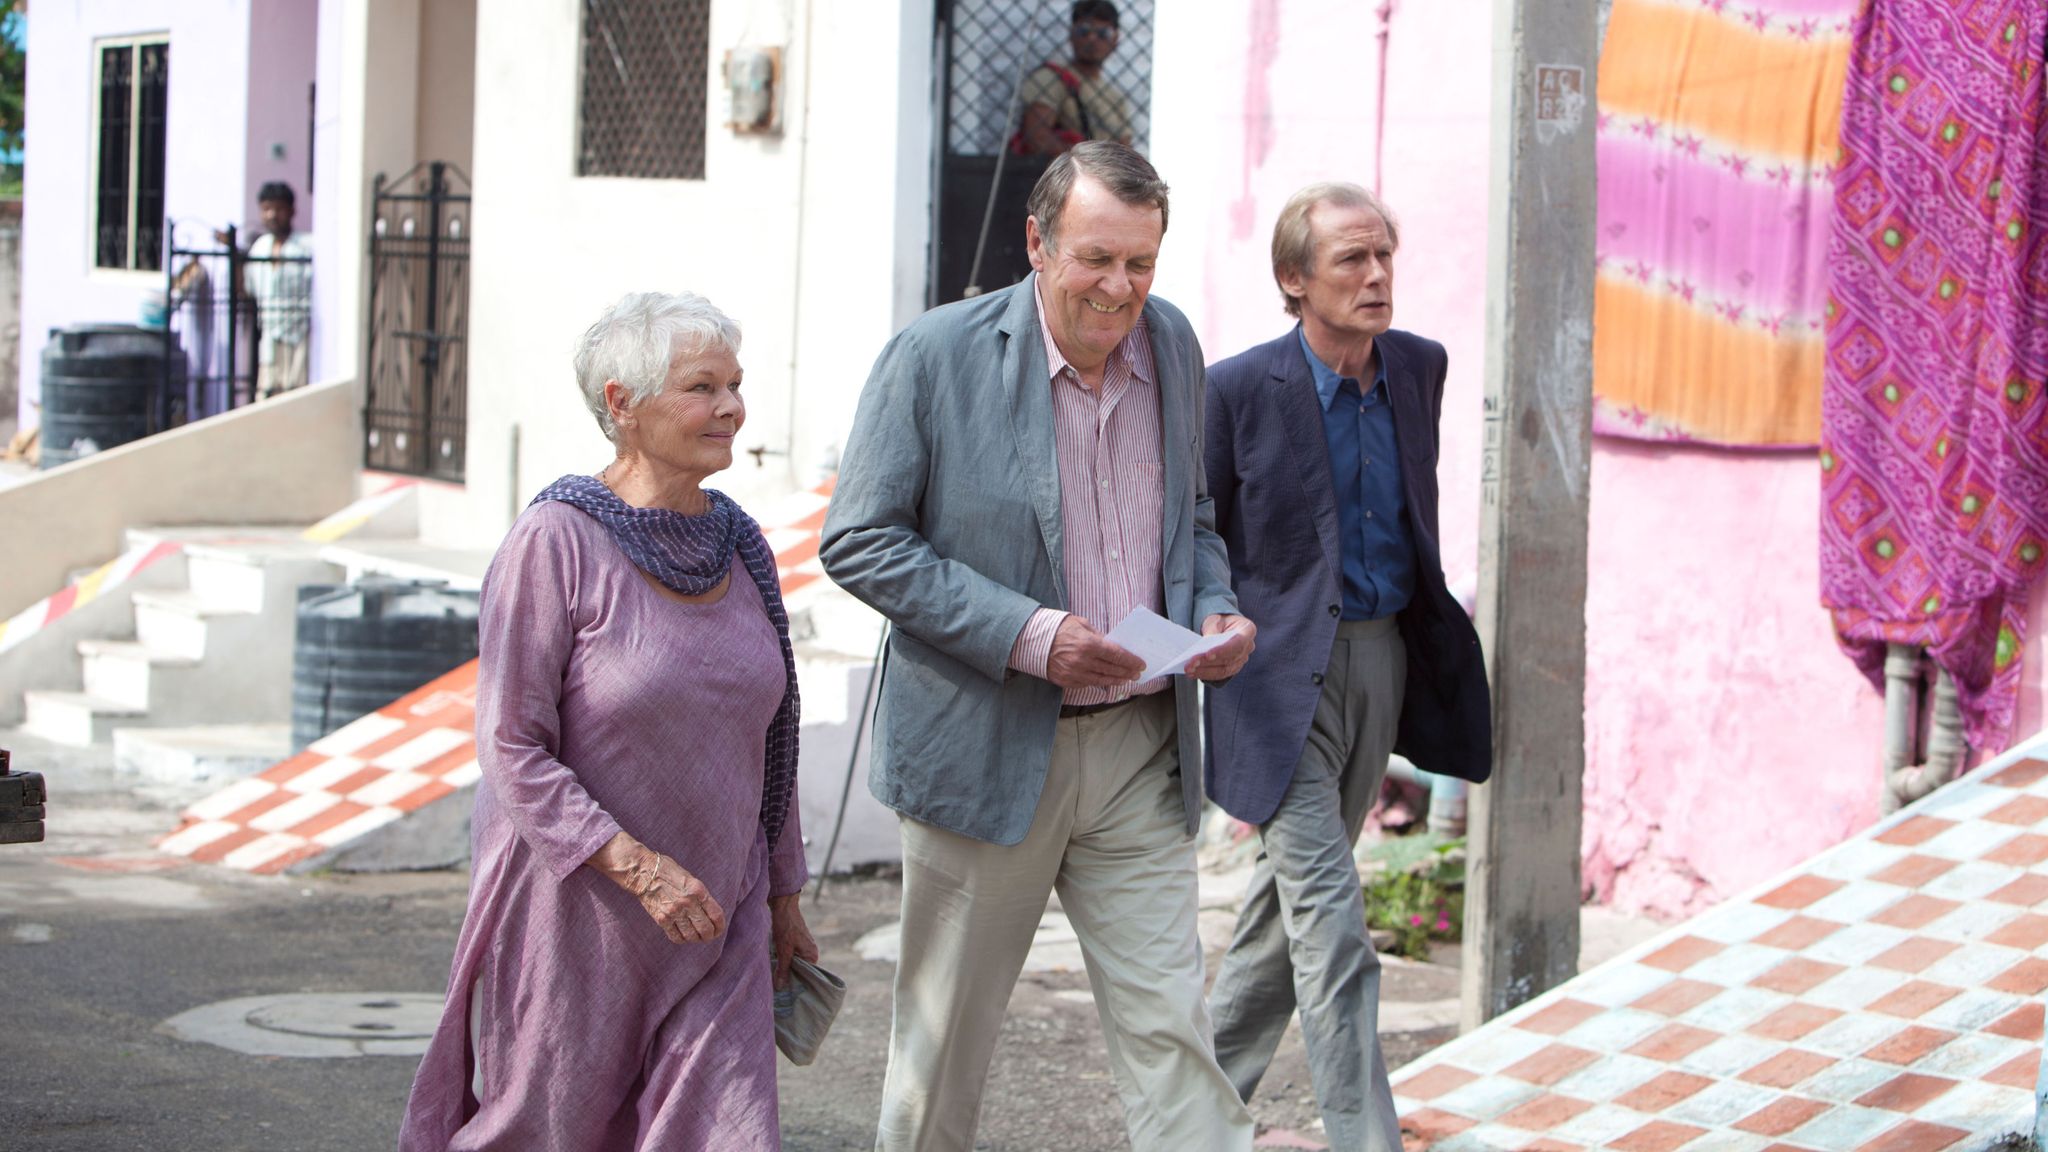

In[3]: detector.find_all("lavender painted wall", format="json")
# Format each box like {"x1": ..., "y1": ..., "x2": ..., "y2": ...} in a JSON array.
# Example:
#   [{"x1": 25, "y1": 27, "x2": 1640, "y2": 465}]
[
  {"x1": 1152, "y1": 0, "x2": 2048, "y2": 921},
  {"x1": 242, "y1": 0, "x2": 317, "y2": 230},
  {"x1": 20, "y1": 2, "x2": 252, "y2": 428},
  {"x1": 308, "y1": 0, "x2": 344, "y2": 388}
]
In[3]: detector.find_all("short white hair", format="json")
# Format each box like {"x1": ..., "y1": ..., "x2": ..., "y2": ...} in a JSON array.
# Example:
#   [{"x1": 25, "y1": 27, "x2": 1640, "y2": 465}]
[{"x1": 574, "y1": 291, "x2": 742, "y2": 442}]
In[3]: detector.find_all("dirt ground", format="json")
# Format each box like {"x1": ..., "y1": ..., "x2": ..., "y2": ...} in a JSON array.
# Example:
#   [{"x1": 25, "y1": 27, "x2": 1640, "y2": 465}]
[
  {"x1": 776, "y1": 868, "x2": 1466, "y2": 1151},
  {"x1": 1, "y1": 728, "x2": 1657, "y2": 1151}
]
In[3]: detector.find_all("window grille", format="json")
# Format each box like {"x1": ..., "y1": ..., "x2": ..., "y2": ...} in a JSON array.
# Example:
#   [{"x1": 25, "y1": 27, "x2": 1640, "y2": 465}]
[
  {"x1": 94, "y1": 37, "x2": 170, "y2": 272},
  {"x1": 577, "y1": 0, "x2": 710, "y2": 180},
  {"x1": 942, "y1": 0, "x2": 1155, "y2": 157}
]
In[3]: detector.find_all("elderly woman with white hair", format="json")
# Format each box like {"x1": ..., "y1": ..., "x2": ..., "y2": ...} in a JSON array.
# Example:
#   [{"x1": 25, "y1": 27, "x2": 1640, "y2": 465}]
[{"x1": 399, "y1": 291, "x2": 816, "y2": 1151}]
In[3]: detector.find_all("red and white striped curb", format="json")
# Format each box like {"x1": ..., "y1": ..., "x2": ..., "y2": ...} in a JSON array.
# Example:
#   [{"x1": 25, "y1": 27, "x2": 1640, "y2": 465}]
[
  {"x1": 0, "y1": 540, "x2": 183, "y2": 656},
  {"x1": 157, "y1": 663, "x2": 480, "y2": 874},
  {"x1": 160, "y1": 477, "x2": 842, "y2": 874},
  {"x1": 301, "y1": 478, "x2": 419, "y2": 544}
]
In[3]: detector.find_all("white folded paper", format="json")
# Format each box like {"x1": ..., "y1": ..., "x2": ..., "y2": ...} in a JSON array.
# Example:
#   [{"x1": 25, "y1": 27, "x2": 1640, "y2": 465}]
[{"x1": 1102, "y1": 606, "x2": 1237, "y2": 681}]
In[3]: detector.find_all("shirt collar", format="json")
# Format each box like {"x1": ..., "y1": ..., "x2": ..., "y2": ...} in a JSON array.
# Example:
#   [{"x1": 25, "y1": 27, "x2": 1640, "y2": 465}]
[
  {"x1": 1035, "y1": 279, "x2": 1153, "y2": 387},
  {"x1": 1298, "y1": 325, "x2": 1386, "y2": 412}
]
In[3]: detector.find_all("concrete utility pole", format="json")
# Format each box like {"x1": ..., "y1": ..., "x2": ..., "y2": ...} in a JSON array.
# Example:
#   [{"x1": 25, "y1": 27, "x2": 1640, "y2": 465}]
[{"x1": 1460, "y1": 0, "x2": 1598, "y2": 1031}]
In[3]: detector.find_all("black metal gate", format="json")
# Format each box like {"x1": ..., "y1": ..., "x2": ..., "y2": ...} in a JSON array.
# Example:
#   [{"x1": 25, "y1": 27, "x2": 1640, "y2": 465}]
[
  {"x1": 930, "y1": 0, "x2": 1156, "y2": 306},
  {"x1": 163, "y1": 219, "x2": 313, "y2": 429},
  {"x1": 364, "y1": 161, "x2": 470, "y2": 482}
]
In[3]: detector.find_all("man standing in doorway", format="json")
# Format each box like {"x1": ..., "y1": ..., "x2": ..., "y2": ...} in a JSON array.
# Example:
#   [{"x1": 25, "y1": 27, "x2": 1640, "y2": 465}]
[
  {"x1": 1016, "y1": 1, "x2": 1135, "y2": 156},
  {"x1": 822, "y1": 141, "x2": 1257, "y2": 1152},
  {"x1": 1202, "y1": 183, "x2": 1492, "y2": 1150},
  {"x1": 248, "y1": 181, "x2": 312, "y2": 397}
]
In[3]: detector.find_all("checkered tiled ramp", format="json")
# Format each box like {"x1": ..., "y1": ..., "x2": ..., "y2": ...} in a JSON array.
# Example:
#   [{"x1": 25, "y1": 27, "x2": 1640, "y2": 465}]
[
  {"x1": 156, "y1": 664, "x2": 480, "y2": 874},
  {"x1": 1397, "y1": 744, "x2": 2048, "y2": 1151},
  {"x1": 155, "y1": 478, "x2": 842, "y2": 875}
]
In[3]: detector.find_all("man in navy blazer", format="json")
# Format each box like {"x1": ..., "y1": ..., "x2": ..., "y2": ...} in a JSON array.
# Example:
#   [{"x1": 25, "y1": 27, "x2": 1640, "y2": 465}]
[{"x1": 1202, "y1": 183, "x2": 1491, "y2": 1149}]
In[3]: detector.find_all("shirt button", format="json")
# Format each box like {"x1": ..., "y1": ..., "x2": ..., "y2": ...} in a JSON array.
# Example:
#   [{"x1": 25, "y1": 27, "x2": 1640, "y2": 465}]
[
  {"x1": 1109, "y1": 549, "x2": 1120, "y2": 560},
  {"x1": 1311, "y1": 672, "x2": 1325, "y2": 685},
  {"x1": 1329, "y1": 604, "x2": 1340, "y2": 617},
  {"x1": 1367, "y1": 511, "x2": 1374, "y2": 519},
  {"x1": 1100, "y1": 479, "x2": 1110, "y2": 489}
]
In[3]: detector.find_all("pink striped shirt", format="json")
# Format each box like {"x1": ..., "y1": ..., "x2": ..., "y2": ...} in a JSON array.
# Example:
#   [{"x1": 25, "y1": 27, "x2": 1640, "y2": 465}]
[{"x1": 1007, "y1": 286, "x2": 1168, "y2": 705}]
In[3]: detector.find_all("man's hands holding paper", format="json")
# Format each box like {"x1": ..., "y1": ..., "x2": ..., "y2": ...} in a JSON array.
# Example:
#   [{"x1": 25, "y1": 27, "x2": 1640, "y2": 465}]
[
  {"x1": 1044, "y1": 609, "x2": 1256, "y2": 690},
  {"x1": 1046, "y1": 616, "x2": 1148, "y2": 689},
  {"x1": 1182, "y1": 613, "x2": 1257, "y2": 682}
]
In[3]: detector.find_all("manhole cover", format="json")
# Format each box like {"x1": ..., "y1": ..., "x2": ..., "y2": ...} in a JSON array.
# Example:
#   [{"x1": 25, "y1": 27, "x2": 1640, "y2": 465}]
[
  {"x1": 161, "y1": 992, "x2": 443, "y2": 1058},
  {"x1": 246, "y1": 994, "x2": 440, "y2": 1040}
]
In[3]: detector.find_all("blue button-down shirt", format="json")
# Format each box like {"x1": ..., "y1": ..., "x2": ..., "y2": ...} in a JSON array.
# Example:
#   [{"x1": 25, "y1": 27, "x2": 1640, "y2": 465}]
[{"x1": 1301, "y1": 327, "x2": 1413, "y2": 620}]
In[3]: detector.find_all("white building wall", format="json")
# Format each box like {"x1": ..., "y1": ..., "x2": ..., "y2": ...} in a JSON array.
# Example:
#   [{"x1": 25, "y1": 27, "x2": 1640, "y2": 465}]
[
  {"x1": 310, "y1": 0, "x2": 425, "y2": 394},
  {"x1": 19, "y1": 0, "x2": 256, "y2": 429},
  {"x1": 435, "y1": 0, "x2": 932, "y2": 549}
]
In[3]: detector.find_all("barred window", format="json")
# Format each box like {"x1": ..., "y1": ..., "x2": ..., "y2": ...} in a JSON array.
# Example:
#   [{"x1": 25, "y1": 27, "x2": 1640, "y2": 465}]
[
  {"x1": 577, "y1": 0, "x2": 710, "y2": 180},
  {"x1": 93, "y1": 36, "x2": 170, "y2": 271}
]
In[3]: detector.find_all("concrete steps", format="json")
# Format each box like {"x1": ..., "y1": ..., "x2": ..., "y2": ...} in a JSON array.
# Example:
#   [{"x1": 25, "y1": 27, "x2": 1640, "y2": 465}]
[
  {"x1": 14, "y1": 530, "x2": 347, "y2": 755},
  {"x1": 114, "y1": 724, "x2": 293, "y2": 784},
  {"x1": 21, "y1": 690, "x2": 147, "y2": 745}
]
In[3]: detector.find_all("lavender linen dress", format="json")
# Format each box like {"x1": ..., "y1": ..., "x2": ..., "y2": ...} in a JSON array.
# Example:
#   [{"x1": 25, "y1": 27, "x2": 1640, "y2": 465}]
[{"x1": 399, "y1": 501, "x2": 807, "y2": 1152}]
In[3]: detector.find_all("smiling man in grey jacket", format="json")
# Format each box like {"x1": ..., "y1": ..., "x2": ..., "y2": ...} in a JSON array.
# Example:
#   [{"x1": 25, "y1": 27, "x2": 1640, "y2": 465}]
[{"x1": 821, "y1": 142, "x2": 1257, "y2": 1152}]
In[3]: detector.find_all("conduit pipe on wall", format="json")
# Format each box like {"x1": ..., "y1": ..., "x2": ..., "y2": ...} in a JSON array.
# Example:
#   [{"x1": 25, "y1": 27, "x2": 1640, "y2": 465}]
[
  {"x1": 1385, "y1": 757, "x2": 1469, "y2": 837},
  {"x1": 1881, "y1": 643, "x2": 1966, "y2": 814}
]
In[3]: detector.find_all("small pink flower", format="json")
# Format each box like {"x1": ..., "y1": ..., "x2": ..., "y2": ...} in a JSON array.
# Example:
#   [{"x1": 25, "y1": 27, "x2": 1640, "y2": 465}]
[
  {"x1": 1436, "y1": 920, "x2": 1452, "y2": 932},
  {"x1": 1410, "y1": 915, "x2": 1425, "y2": 926}
]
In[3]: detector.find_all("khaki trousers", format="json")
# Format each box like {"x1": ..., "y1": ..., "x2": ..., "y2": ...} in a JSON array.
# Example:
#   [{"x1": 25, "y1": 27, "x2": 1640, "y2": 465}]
[
  {"x1": 258, "y1": 338, "x2": 310, "y2": 398},
  {"x1": 1210, "y1": 617, "x2": 1407, "y2": 1151},
  {"x1": 876, "y1": 692, "x2": 1254, "y2": 1152}
]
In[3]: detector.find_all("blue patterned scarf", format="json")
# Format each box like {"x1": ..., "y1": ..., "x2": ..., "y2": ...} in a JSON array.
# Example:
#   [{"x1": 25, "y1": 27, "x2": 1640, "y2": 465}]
[{"x1": 531, "y1": 473, "x2": 800, "y2": 852}]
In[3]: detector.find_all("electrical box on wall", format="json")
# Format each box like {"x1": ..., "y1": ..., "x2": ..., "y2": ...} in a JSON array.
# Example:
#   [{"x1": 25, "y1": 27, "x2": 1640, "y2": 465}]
[{"x1": 723, "y1": 46, "x2": 783, "y2": 136}]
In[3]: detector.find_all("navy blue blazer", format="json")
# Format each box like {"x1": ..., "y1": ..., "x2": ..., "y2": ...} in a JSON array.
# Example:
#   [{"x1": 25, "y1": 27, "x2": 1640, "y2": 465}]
[{"x1": 1203, "y1": 327, "x2": 1493, "y2": 825}]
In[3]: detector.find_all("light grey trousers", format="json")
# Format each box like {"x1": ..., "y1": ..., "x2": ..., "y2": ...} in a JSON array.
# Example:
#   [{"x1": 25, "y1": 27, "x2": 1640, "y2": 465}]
[
  {"x1": 876, "y1": 692, "x2": 1255, "y2": 1152},
  {"x1": 1210, "y1": 617, "x2": 1407, "y2": 1152}
]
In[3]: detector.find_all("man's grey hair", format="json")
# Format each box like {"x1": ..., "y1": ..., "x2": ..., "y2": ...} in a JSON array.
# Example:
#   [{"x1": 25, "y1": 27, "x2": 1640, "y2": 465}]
[
  {"x1": 1027, "y1": 140, "x2": 1170, "y2": 254},
  {"x1": 1271, "y1": 182, "x2": 1400, "y2": 318},
  {"x1": 574, "y1": 291, "x2": 742, "y2": 442}
]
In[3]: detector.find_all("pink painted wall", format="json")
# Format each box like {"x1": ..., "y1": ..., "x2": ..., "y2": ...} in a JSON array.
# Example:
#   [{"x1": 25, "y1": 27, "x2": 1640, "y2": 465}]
[{"x1": 1153, "y1": 0, "x2": 2048, "y2": 921}]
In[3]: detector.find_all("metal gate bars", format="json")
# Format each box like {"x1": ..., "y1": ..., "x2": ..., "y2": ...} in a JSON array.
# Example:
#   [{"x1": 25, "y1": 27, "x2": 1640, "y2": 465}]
[{"x1": 363, "y1": 161, "x2": 471, "y2": 483}]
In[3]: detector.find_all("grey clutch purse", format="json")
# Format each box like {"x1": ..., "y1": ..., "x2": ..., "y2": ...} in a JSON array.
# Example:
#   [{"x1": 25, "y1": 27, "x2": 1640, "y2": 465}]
[{"x1": 773, "y1": 955, "x2": 846, "y2": 1066}]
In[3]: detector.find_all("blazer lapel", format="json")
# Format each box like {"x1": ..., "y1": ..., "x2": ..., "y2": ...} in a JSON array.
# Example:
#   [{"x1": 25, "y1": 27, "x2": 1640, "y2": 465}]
[
  {"x1": 1000, "y1": 276, "x2": 1066, "y2": 605},
  {"x1": 1380, "y1": 333, "x2": 1426, "y2": 463},
  {"x1": 1146, "y1": 300, "x2": 1189, "y2": 570},
  {"x1": 1275, "y1": 333, "x2": 1342, "y2": 584}
]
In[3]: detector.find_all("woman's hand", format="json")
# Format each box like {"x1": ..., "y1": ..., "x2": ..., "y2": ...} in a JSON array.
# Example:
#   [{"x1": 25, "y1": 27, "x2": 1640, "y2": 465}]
[
  {"x1": 588, "y1": 832, "x2": 727, "y2": 945},
  {"x1": 769, "y1": 892, "x2": 820, "y2": 988}
]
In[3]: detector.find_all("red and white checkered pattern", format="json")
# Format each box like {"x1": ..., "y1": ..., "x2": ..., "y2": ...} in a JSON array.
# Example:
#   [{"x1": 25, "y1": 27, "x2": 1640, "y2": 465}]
[
  {"x1": 157, "y1": 664, "x2": 480, "y2": 874},
  {"x1": 758, "y1": 475, "x2": 833, "y2": 599},
  {"x1": 158, "y1": 477, "x2": 842, "y2": 874},
  {"x1": 1395, "y1": 740, "x2": 2048, "y2": 1151}
]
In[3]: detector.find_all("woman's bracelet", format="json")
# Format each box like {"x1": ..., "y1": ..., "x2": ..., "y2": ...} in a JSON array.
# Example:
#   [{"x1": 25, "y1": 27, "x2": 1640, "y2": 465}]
[{"x1": 633, "y1": 852, "x2": 667, "y2": 899}]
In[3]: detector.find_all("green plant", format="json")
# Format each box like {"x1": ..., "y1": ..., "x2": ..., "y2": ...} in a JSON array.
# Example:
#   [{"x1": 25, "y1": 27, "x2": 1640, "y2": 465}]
[{"x1": 1363, "y1": 835, "x2": 1464, "y2": 961}]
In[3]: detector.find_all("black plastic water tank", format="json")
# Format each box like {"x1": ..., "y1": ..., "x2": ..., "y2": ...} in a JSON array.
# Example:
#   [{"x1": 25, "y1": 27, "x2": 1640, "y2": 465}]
[
  {"x1": 291, "y1": 578, "x2": 481, "y2": 751},
  {"x1": 38, "y1": 324, "x2": 186, "y2": 468}
]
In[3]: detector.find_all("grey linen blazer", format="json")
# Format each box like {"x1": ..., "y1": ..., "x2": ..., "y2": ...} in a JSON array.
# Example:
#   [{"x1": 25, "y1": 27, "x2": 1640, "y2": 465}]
[{"x1": 820, "y1": 275, "x2": 1238, "y2": 845}]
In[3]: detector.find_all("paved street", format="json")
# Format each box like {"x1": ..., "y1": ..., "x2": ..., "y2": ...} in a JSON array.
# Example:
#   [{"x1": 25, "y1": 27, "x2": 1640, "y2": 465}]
[{"x1": 0, "y1": 729, "x2": 1650, "y2": 1151}]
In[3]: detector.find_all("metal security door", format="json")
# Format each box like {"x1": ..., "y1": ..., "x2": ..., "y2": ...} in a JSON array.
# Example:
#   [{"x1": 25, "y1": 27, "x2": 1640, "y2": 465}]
[
  {"x1": 929, "y1": 0, "x2": 1156, "y2": 306},
  {"x1": 363, "y1": 161, "x2": 471, "y2": 482}
]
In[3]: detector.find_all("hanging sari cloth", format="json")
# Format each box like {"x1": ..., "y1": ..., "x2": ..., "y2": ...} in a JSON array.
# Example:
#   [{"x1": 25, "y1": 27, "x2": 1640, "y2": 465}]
[
  {"x1": 1593, "y1": 0, "x2": 1856, "y2": 446},
  {"x1": 1821, "y1": 0, "x2": 2048, "y2": 749}
]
